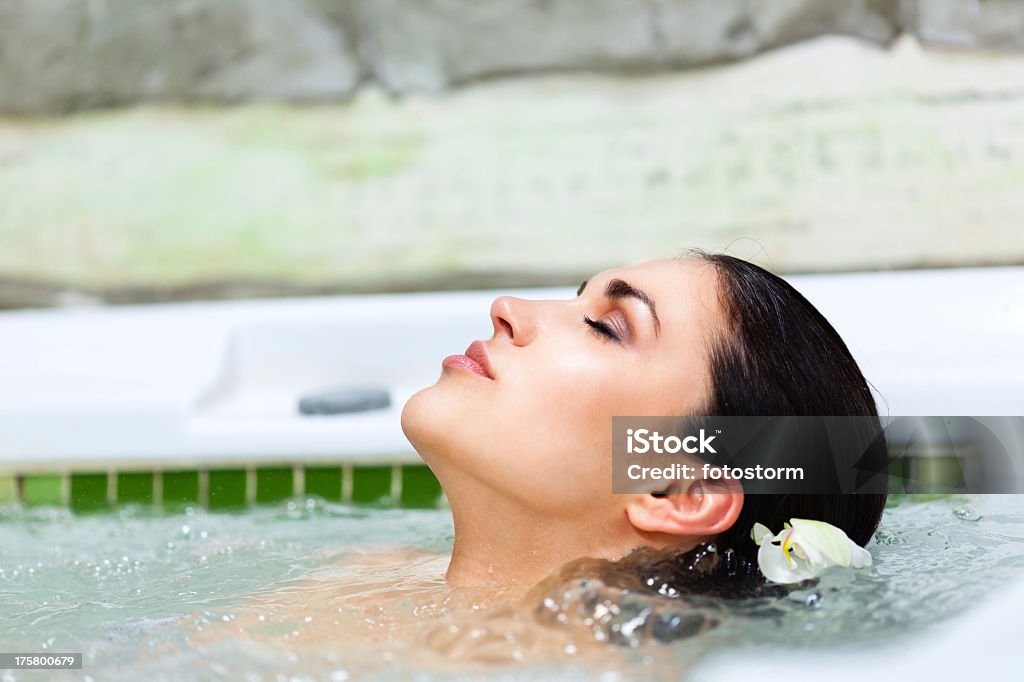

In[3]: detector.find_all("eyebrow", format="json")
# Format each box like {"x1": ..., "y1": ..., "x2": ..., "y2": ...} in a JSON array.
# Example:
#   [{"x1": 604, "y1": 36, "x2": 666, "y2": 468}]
[{"x1": 577, "y1": 278, "x2": 661, "y2": 337}]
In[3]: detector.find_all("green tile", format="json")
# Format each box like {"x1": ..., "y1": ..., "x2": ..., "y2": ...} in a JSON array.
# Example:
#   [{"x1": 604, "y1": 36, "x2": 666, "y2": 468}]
[
  {"x1": 208, "y1": 469, "x2": 247, "y2": 509},
  {"x1": 352, "y1": 465, "x2": 391, "y2": 505},
  {"x1": 401, "y1": 465, "x2": 442, "y2": 508},
  {"x1": 117, "y1": 472, "x2": 154, "y2": 504},
  {"x1": 23, "y1": 474, "x2": 64, "y2": 506},
  {"x1": 163, "y1": 470, "x2": 200, "y2": 505},
  {"x1": 256, "y1": 467, "x2": 294, "y2": 504},
  {"x1": 70, "y1": 473, "x2": 108, "y2": 510},
  {"x1": 0, "y1": 475, "x2": 16, "y2": 503},
  {"x1": 304, "y1": 466, "x2": 342, "y2": 501}
]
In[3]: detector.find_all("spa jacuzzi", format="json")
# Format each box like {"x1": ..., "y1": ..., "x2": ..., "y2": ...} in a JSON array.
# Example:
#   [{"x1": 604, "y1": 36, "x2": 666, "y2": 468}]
[{"x1": 1, "y1": 265, "x2": 1022, "y2": 681}]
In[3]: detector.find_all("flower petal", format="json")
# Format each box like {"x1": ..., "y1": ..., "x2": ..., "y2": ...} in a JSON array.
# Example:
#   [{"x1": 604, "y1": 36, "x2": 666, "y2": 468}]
[
  {"x1": 758, "y1": 540, "x2": 820, "y2": 584},
  {"x1": 751, "y1": 522, "x2": 775, "y2": 546},
  {"x1": 849, "y1": 543, "x2": 873, "y2": 568},
  {"x1": 790, "y1": 518, "x2": 853, "y2": 567},
  {"x1": 757, "y1": 539, "x2": 799, "y2": 583}
]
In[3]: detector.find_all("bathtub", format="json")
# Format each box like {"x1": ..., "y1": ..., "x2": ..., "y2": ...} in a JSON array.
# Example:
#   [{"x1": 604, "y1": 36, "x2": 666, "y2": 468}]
[
  {"x1": 1, "y1": 264, "x2": 1021, "y2": 464},
  {"x1": 0, "y1": 265, "x2": 1023, "y2": 680}
]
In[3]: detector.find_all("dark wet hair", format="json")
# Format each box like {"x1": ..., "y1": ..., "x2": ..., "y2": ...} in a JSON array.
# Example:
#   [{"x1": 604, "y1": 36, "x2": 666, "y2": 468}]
[{"x1": 685, "y1": 248, "x2": 888, "y2": 573}]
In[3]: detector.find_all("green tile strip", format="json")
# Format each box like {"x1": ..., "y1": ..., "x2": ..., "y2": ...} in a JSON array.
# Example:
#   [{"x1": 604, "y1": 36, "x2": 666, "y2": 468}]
[
  {"x1": 906, "y1": 456, "x2": 967, "y2": 493},
  {"x1": 256, "y1": 467, "x2": 294, "y2": 504},
  {"x1": 208, "y1": 469, "x2": 247, "y2": 509},
  {"x1": 117, "y1": 472, "x2": 154, "y2": 504},
  {"x1": 163, "y1": 470, "x2": 200, "y2": 505},
  {"x1": 352, "y1": 465, "x2": 391, "y2": 505},
  {"x1": 304, "y1": 466, "x2": 343, "y2": 501},
  {"x1": 342, "y1": 464, "x2": 353, "y2": 503},
  {"x1": 887, "y1": 456, "x2": 908, "y2": 494},
  {"x1": 401, "y1": 465, "x2": 442, "y2": 508},
  {"x1": 0, "y1": 475, "x2": 16, "y2": 503},
  {"x1": 0, "y1": 464, "x2": 446, "y2": 509},
  {"x1": 23, "y1": 474, "x2": 64, "y2": 506},
  {"x1": 70, "y1": 473, "x2": 108, "y2": 511}
]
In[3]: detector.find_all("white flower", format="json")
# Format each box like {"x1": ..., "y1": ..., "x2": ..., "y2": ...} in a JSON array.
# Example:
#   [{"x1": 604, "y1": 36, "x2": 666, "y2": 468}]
[{"x1": 750, "y1": 518, "x2": 872, "y2": 584}]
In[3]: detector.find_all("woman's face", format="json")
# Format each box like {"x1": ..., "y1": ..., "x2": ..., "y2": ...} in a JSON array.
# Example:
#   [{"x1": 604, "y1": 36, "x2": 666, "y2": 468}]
[{"x1": 401, "y1": 257, "x2": 725, "y2": 522}]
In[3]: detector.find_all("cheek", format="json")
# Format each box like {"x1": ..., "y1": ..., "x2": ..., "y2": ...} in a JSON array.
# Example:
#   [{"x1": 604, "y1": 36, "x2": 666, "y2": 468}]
[{"x1": 485, "y1": 354, "x2": 648, "y2": 502}]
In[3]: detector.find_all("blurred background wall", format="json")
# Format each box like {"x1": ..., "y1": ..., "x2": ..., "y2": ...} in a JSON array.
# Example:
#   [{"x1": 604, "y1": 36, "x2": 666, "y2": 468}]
[{"x1": 1, "y1": 0, "x2": 1022, "y2": 306}]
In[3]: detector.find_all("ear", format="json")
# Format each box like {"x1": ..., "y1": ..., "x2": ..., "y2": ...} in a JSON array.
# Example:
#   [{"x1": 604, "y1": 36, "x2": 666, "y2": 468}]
[{"x1": 625, "y1": 476, "x2": 743, "y2": 537}]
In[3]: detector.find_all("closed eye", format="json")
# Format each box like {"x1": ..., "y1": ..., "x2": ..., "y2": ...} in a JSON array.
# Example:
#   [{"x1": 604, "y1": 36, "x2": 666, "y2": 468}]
[{"x1": 584, "y1": 315, "x2": 621, "y2": 343}]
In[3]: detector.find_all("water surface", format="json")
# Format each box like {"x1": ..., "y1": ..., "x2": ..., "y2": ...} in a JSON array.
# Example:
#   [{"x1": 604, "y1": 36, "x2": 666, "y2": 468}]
[{"x1": 2, "y1": 494, "x2": 1023, "y2": 681}]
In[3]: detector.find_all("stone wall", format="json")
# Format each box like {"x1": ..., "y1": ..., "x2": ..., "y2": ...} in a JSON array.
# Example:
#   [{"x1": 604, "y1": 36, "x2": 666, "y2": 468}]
[
  {"x1": 2, "y1": 33, "x2": 1023, "y2": 301},
  {"x1": 0, "y1": 0, "x2": 1022, "y2": 114}
]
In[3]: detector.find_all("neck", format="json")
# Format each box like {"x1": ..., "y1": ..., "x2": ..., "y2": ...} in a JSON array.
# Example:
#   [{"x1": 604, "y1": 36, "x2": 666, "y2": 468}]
[{"x1": 442, "y1": 482, "x2": 649, "y2": 588}]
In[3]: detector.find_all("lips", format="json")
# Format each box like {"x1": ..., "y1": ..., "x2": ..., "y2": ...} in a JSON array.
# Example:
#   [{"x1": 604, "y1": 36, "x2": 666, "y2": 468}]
[
  {"x1": 464, "y1": 341, "x2": 494, "y2": 379},
  {"x1": 441, "y1": 340, "x2": 495, "y2": 380}
]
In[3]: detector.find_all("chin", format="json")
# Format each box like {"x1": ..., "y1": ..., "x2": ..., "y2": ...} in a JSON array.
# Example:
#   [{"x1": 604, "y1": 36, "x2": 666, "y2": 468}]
[{"x1": 400, "y1": 383, "x2": 450, "y2": 464}]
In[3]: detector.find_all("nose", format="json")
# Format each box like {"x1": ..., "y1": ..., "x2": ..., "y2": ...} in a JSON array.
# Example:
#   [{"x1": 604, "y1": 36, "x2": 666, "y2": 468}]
[{"x1": 490, "y1": 295, "x2": 537, "y2": 346}]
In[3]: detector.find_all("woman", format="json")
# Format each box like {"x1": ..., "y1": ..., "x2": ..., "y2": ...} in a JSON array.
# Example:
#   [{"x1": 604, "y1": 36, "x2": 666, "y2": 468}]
[
  {"x1": 401, "y1": 249, "x2": 888, "y2": 589},
  {"x1": 186, "y1": 250, "x2": 886, "y2": 664}
]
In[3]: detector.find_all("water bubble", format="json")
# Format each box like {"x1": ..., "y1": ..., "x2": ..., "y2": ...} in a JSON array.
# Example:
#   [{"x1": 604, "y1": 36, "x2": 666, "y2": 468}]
[
  {"x1": 805, "y1": 592, "x2": 823, "y2": 608},
  {"x1": 180, "y1": 524, "x2": 191, "y2": 537},
  {"x1": 329, "y1": 672, "x2": 350, "y2": 682},
  {"x1": 953, "y1": 506, "x2": 981, "y2": 522}
]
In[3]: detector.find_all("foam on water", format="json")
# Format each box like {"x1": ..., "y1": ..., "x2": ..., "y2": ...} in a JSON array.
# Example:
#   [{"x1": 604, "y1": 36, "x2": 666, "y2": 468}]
[{"x1": 1, "y1": 495, "x2": 1023, "y2": 681}]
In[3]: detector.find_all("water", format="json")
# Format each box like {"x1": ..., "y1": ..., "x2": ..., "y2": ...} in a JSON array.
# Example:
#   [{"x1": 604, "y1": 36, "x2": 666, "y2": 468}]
[{"x1": 2, "y1": 495, "x2": 1023, "y2": 681}]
